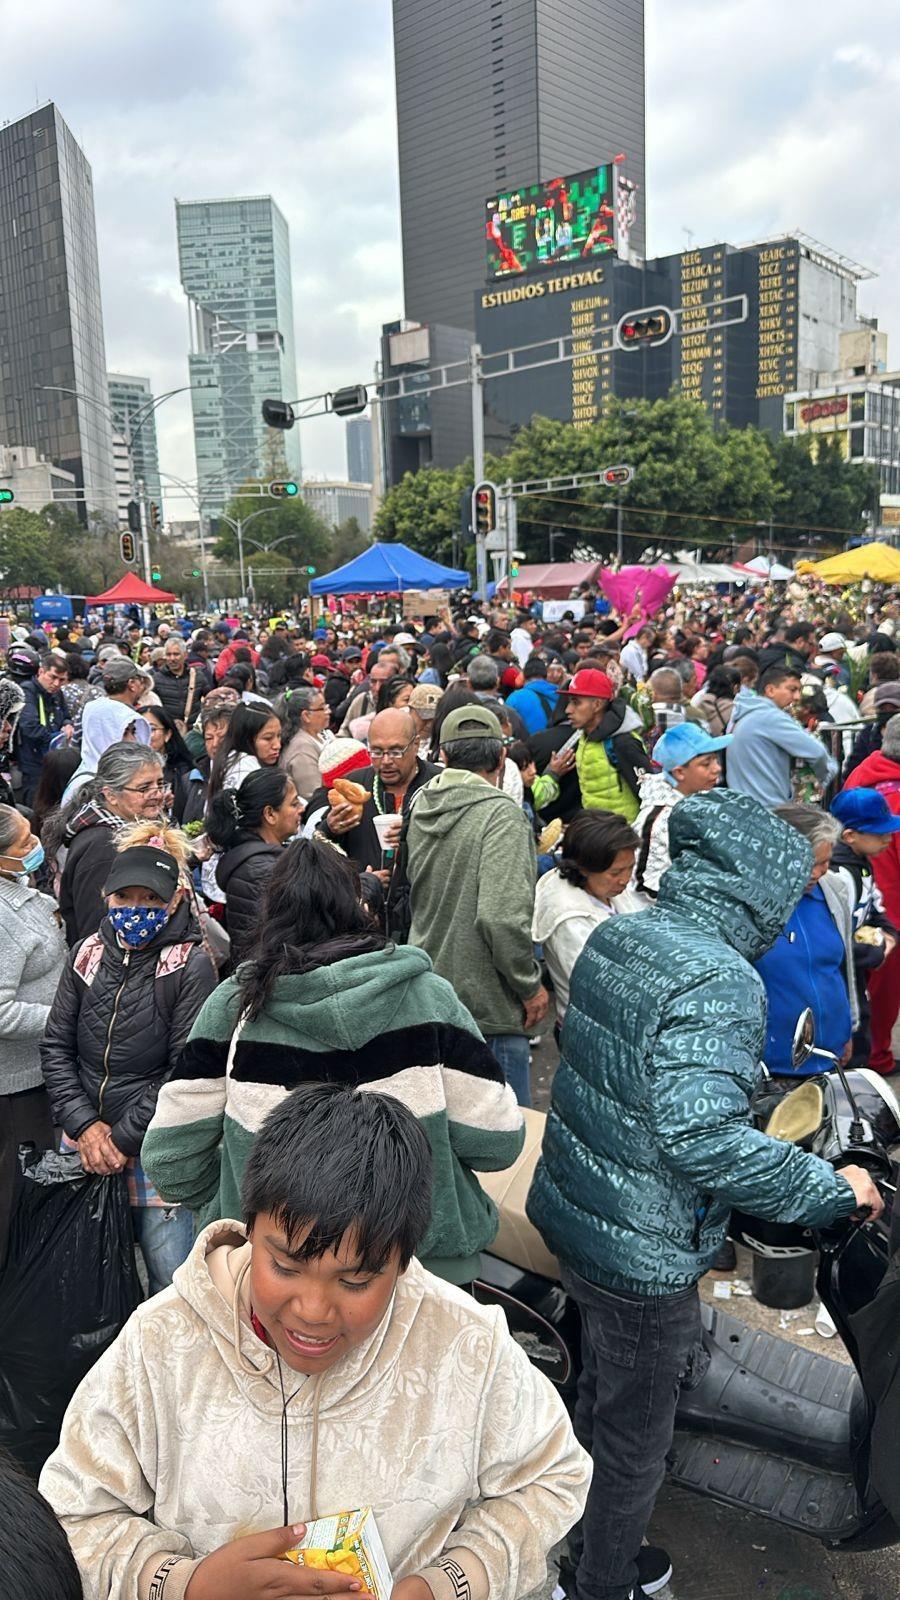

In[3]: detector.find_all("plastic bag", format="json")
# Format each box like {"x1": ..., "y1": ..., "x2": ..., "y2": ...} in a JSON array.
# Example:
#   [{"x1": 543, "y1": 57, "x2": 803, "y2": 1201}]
[{"x1": 0, "y1": 1149, "x2": 141, "y2": 1478}]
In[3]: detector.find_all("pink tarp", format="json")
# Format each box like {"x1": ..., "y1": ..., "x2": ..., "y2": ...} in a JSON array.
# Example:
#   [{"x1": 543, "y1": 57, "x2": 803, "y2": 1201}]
[{"x1": 598, "y1": 564, "x2": 678, "y2": 634}]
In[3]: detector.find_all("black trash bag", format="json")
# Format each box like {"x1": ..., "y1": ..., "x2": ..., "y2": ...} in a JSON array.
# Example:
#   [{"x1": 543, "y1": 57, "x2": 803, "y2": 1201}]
[{"x1": 0, "y1": 1149, "x2": 140, "y2": 1479}]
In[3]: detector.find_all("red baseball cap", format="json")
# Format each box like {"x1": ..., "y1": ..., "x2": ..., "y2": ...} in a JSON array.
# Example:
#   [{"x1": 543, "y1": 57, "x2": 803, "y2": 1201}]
[{"x1": 559, "y1": 668, "x2": 614, "y2": 700}]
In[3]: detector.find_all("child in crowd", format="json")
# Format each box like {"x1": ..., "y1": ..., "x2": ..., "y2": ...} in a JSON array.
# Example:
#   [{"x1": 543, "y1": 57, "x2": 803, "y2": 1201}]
[{"x1": 41, "y1": 1083, "x2": 590, "y2": 1600}]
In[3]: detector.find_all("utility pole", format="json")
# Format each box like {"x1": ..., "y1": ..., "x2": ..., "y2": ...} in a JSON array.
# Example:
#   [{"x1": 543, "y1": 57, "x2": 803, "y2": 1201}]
[
  {"x1": 136, "y1": 476, "x2": 152, "y2": 585},
  {"x1": 616, "y1": 493, "x2": 624, "y2": 564},
  {"x1": 470, "y1": 343, "x2": 488, "y2": 602}
]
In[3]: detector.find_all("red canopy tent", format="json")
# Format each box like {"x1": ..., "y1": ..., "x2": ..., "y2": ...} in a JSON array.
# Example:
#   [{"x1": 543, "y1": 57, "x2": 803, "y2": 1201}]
[
  {"x1": 495, "y1": 560, "x2": 602, "y2": 598},
  {"x1": 86, "y1": 574, "x2": 180, "y2": 606}
]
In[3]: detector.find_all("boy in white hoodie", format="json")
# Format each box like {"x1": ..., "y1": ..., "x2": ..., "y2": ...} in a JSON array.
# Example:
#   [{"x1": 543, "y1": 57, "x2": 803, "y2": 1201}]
[
  {"x1": 41, "y1": 1083, "x2": 590, "y2": 1600},
  {"x1": 631, "y1": 722, "x2": 732, "y2": 903}
]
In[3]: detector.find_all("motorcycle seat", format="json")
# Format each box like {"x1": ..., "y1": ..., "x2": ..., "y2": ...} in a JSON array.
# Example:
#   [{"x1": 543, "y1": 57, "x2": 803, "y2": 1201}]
[{"x1": 478, "y1": 1106, "x2": 561, "y2": 1281}]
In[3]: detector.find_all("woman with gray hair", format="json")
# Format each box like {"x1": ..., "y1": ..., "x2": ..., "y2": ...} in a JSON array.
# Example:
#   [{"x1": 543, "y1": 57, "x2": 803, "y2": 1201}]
[
  {"x1": 280, "y1": 684, "x2": 331, "y2": 803},
  {"x1": 58, "y1": 742, "x2": 165, "y2": 946},
  {"x1": 0, "y1": 803, "x2": 68, "y2": 1263},
  {"x1": 754, "y1": 802, "x2": 858, "y2": 1075}
]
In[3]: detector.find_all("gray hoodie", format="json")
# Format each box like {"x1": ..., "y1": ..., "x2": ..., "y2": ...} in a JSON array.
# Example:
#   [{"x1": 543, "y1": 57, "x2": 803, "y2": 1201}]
[{"x1": 725, "y1": 688, "x2": 836, "y2": 808}]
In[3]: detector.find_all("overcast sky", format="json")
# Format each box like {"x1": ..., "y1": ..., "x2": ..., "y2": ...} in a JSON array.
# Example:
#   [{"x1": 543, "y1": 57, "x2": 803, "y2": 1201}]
[{"x1": 5, "y1": 0, "x2": 898, "y2": 517}]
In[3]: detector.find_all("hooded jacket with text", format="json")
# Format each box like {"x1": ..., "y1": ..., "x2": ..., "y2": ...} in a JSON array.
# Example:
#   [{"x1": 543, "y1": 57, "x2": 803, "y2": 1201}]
[{"x1": 527, "y1": 789, "x2": 857, "y2": 1294}]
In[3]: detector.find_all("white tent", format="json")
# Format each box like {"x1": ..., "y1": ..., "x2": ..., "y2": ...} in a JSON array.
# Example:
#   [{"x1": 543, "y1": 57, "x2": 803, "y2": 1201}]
[{"x1": 743, "y1": 554, "x2": 795, "y2": 580}]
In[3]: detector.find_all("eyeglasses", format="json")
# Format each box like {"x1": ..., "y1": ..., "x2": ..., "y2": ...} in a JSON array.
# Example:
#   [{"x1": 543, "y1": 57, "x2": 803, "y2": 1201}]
[
  {"x1": 121, "y1": 782, "x2": 166, "y2": 796},
  {"x1": 370, "y1": 739, "x2": 416, "y2": 761}
]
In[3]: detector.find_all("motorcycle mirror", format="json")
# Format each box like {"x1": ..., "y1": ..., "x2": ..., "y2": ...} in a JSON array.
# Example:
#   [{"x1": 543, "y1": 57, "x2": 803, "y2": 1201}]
[{"x1": 791, "y1": 1007, "x2": 816, "y2": 1069}]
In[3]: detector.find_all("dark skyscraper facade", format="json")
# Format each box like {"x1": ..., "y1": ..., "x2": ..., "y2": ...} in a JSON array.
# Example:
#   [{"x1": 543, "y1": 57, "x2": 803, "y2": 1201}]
[
  {"x1": 0, "y1": 104, "x2": 116, "y2": 518},
  {"x1": 392, "y1": 0, "x2": 646, "y2": 337}
]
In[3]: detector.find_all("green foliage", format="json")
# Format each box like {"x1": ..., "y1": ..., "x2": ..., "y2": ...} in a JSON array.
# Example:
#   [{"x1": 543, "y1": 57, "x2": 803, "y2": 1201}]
[
  {"x1": 372, "y1": 395, "x2": 877, "y2": 567},
  {"x1": 329, "y1": 516, "x2": 370, "y2": 569},
  {"x1": 214, "y1": 482, "x2": 333, "y2": 576}
]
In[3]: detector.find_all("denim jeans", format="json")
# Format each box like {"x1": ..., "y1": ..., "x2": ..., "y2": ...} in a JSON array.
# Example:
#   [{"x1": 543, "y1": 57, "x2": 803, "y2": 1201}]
[
  {"x1": 132, "y1": 1204, "x2": 195, "y2": 1297},
  {"x1": 561, "y1": 1265, "x2": 703, "y2": 1600},
  {"x1": 489, "y1": 1033, "x2": 532, "y2": 1107}
]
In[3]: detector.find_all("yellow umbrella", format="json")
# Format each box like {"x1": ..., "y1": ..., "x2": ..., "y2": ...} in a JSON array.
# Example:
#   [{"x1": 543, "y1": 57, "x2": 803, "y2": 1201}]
[{"x1": 796, "y1": 542, "x2": 900, "y2": 584}]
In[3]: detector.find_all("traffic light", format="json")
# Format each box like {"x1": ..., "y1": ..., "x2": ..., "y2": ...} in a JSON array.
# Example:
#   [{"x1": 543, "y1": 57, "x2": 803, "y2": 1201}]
[
  {"x1": 119, "y1": 531, "x2": 137, "y2": 564},
  {"x1": 151, "y1": 567, "x2": 161, "y2": 582},
  {"x1": 615, "y1": 307, "x2": 673, "y2": 350},
  {"x1": 149, "y1": 502, "x2": 161, "y2": 531},
  {"x1": 127, "y1": 499, "x2": 141, "y2": 533},
  {"x1": 269, "y1": 480, "x2": 299, "y2": 499},
  {"x1": 472, "y1": 481, "x2": 498, "y2": 539},
  {"x1": 331, "y1": 384, "x2": 368, "y2": 418},
  {"x1": 510, "y1": 562, "x2": 520, "y2": 578},
  {"x1": 191, "y1": 568, "x2": 201, "y2": 578},
  {"x1": 262, "y1": 399, "x2": 296, "y2": 430},
  {"x1": 304, "y1": 566, "x2": 316, "y2": 575},
  {"x1": 0, "y1": 488, "x2": 14, "y2": 504},
  {"x1": 603, "y1": 464, "x2": 634, "y2": 487}
]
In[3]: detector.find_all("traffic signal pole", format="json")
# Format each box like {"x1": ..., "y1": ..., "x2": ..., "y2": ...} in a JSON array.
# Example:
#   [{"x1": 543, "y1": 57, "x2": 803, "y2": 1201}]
[
  {"x1": 136, "y1": 477, "x2": 152, "y2": 587},
  {"x1": 470, "y1": 344, "x2": 488, "y2": 599}
]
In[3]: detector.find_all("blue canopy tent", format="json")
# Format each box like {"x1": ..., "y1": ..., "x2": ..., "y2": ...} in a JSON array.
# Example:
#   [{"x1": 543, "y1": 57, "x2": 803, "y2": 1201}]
[{"x1": 308, "y1": 542, "x2": 469, "y2": 597}]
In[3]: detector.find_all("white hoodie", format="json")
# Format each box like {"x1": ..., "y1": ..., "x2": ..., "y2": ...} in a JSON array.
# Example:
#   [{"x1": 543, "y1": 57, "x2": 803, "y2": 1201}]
[
  {"x1": 41, "y1": 1221, "x2": 590, "y2": 1600},
  {"x1": 61, "y1": 696, "x2": 151, "y2": 804},
  {"x1": 533, "y1": 868, "x2": 643, "y2": 1023}
]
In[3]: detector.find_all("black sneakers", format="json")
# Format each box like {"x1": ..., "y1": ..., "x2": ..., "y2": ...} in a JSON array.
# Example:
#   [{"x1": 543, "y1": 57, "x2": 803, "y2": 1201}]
[
  {"x1": 637, "y1": 1544, "x2": 673, "y2": 1595},
  {"x1": 556, "y1": 1544, "x2": 673, "y2": 1597}
]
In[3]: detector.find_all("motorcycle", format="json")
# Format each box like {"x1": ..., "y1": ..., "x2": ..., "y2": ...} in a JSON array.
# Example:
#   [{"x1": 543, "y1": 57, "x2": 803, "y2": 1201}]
[{"x1": 474, "y1": 1008, "x2": 900, "y2": 1548}]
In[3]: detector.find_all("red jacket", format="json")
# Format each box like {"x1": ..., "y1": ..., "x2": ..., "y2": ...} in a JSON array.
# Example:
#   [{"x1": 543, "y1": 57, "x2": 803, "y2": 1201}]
[
  {"x1": 214, "y1": 641, "x2": 260, "y2": 682},
  {"x1": 842, "y1": 750, "x2": 900, "y2": 922}
]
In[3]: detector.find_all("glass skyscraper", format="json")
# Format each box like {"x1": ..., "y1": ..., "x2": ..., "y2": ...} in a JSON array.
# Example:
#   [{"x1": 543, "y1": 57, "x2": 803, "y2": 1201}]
[
  {"x1": 175, "y1": 196, "x2": 301, "y2": 515},
  {"x1": 107, "y1": 373, "x2": 163, "y2": 514},
  {"x1": 0, "y1": 103, "x2": 116, "y2": 521}
]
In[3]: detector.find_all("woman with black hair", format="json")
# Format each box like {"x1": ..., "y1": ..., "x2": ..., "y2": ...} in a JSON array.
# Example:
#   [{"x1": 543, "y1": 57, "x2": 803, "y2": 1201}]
[
  {"x1": 419, "y1": 640, "x2": 453, "y2": 688},
  {"x1": 221, "y1": 661, "x2": 271, "y2": 709},
  {"x1": 694, "y1": 663, "x2": 740, "y2": 737},
  {"x1": 142, "y1": 834, "x2": 525, "y2": 1285},
  {"x1": 532, "y1": 809, "x2": 641, "y2": 1027},
  {"x1": 205, "y1": 768, "x2": 301, "y2": 961},
  {"x1": 143, "y1": 704, "x2": 194, "y2": 817},
  {"x1": 207, "y1": 703, "x2": 282, "y2": 801}
]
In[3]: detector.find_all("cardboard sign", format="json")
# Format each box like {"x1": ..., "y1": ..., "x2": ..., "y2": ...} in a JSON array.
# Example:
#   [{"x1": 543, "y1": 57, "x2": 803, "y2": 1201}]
[{"x1": 402, "y1": 588, "x2": 448, "y2": 616}]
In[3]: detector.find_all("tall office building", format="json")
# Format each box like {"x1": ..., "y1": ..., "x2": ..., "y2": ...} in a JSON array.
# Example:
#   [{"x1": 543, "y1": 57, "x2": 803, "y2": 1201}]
[
  {"x1": 345, "y1": 415, "x2": 374, "y2": 485},
  {"x1": 0, "y1": 103, "x2": 116, "y2": 520},
  {"x1": 392, "y1": 0, "x2": 646, "y2": 336},
  {"x1": 175, "y1": 196, "x2": 301, "y2": 515},
  {"x1": 107, "y1": 373, "x2": 163, "y2": 516}
]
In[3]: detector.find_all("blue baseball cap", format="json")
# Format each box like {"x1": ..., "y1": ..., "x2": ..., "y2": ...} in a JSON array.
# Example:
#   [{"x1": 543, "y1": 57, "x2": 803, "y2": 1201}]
[
  {"x1": 654, "y1": 721, "x2": 732, "y2": 781},
  {"x1": 831, "y1": 787, "x2": 900, "y2": 835}
]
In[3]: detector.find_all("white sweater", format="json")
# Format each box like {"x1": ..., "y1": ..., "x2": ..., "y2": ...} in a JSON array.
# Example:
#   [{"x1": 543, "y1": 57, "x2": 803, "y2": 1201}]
[
  {"x1": 41, "y1": 1222, "x2": 591, "y2": 1600},
  {"x1": 533, "y1": 868, "x2": 643, "y2": 1023}
]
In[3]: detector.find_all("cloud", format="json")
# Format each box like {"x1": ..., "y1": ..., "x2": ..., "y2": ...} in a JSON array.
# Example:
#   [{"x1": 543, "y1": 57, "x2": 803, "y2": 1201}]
[{"x1": 4, "y1": 0, "x2": 898, "y2": 514}]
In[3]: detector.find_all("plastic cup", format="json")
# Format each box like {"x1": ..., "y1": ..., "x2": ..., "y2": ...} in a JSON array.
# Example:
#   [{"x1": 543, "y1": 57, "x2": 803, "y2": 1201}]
[{"x1": 372, "y1": 813, "x2": 400, "y2": 854}]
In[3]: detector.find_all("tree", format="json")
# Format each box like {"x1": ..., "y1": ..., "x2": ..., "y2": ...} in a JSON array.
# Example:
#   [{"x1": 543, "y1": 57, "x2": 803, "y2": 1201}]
[
  {"x1": 0, "y1": 506, "x2": 72, "y2": 589},
  {"x1": 374, "y1": 463, "x2": 471, "y2": 561},
  {"x1": 772, "y1": 435, "x2": 878, "y2": 555},
  {"x1": 329, "y1": 516, "x2": 369, "y2": 569},
  {"x1": 214, "y1": 483, "x2": 332, "y2": 577}
]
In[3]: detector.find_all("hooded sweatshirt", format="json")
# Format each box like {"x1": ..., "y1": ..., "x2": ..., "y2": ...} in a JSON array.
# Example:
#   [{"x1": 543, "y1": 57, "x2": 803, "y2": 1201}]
[
  {"x1": 528, "y1": 789, "x2": 857, "y2": 1295},
  {"x1": 532, "y1": 869, "x2": 642, "y2": 1023},
  {"x1": 725, "y1": 687, "x2": 836, "y2": 807},
  {"x1": 631, "y1": 767, "x2": 682, "y2": 900},
  {"x1": 142, "y1": 942, "x2": 524, "y2": 1281},
  {"x1": 61, "y1": 697, "x2": 151, "y2": 805},
  {"x1": 536, "y1": 698, "x2": 650, "y2": 821},
  {"x1": 406, "y1": 770, "x2": 541, "y2": 1036},
  {"x1": 40, "y1": 1222, "x2": 590, "y2": 1600},
  {"x1": 842, "y1": 747, "x2": 900, "y2": 921}
]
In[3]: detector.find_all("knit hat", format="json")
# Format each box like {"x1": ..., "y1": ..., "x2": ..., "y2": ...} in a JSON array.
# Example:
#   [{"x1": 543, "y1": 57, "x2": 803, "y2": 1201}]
[{"x1": 317, "y1": 737, "x2": 371, "y2": 785}]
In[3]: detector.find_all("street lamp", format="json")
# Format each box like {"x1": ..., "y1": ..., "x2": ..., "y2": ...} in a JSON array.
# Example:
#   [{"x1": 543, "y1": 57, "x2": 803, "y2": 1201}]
[{"x1": 216, "y1": 505, "x2": 283, "y2": 598}]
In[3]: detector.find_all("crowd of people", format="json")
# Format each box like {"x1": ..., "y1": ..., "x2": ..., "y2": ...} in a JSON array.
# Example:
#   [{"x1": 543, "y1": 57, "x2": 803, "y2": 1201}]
[{"x1": 0, "y1": 582, "x2": 895, "y2": 1600}]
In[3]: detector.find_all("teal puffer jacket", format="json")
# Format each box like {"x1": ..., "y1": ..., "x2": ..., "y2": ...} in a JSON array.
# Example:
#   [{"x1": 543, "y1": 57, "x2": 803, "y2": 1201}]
[{"x1": 527, "y1": 789, "x2": 858, "y2": 1294}]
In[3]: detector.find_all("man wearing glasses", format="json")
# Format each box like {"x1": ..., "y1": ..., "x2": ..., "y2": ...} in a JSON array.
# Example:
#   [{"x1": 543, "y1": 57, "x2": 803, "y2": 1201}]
[
  {"x1": 310, "y1": 708, "x2": 439, "y2": 879},
  {"x1": 17, "y1": 652, "x2": 73, "y2": 803}
]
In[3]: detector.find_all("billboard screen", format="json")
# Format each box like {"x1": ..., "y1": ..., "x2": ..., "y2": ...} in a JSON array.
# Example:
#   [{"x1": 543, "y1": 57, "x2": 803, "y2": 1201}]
[{"x1": 486, "y1": 165, "x2": 618, "y2": 281}]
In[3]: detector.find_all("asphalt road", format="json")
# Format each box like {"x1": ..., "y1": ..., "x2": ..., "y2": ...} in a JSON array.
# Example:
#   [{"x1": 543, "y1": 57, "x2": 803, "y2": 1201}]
[{"x1": 526, "y1": 1033, "x2": 900, "y2": 1600}]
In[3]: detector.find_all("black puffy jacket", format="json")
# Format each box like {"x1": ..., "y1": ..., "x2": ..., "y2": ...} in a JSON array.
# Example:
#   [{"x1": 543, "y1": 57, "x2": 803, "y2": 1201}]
[
  {"x1": 40, "y1": 901, "x2": 217, "y2": 1156},
  {"x1": 215, "y1": 836, "x2": 282, "y2": 961}
]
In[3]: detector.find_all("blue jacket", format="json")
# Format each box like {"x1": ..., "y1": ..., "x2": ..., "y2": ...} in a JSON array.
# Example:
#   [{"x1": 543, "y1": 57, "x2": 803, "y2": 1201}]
[
  {"x1": 527, "y1": 789, "x2": 857, "y2": 1294},
  {"x1": 506, "y1": 679, "x2": 560, "y2": 735},
  {"x1": 755, "y1": 880, "x2": 854, "y2": 1075},
  {"x1": 725, "y1": 688, "x2": 835, "y2": 807}
]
